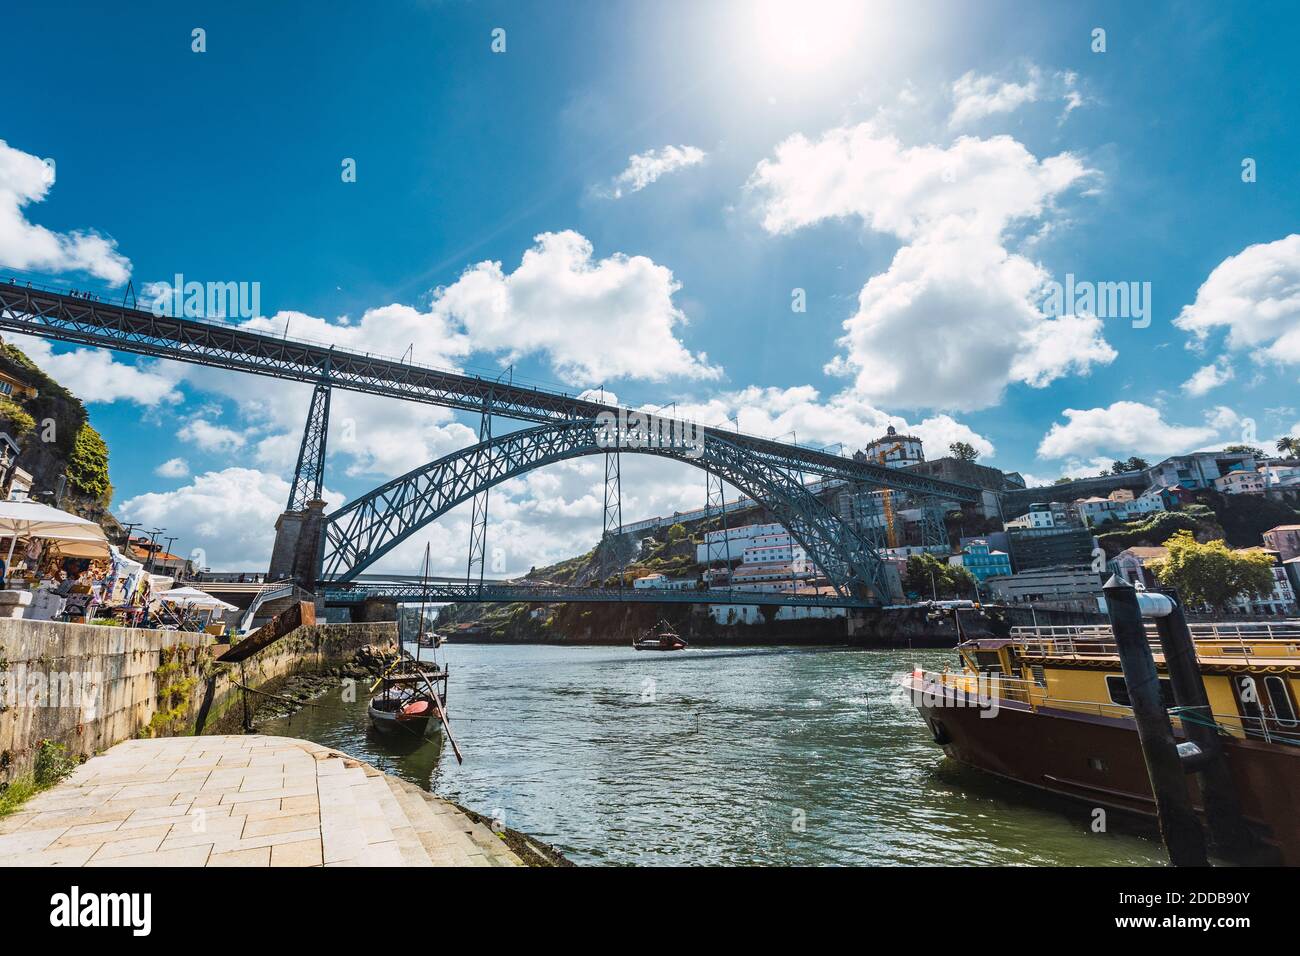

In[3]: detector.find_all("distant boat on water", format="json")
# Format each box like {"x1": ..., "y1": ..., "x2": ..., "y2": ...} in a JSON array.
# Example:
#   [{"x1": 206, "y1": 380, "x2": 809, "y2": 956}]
[{"x1": 633, "y1": 620, "x2": 688, "y2": 651}]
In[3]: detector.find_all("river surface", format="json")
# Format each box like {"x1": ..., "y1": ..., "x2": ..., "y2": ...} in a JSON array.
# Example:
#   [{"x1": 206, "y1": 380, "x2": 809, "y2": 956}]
[{"x1": 260, "y1": 642, "x2": 1168, "y2": 866}]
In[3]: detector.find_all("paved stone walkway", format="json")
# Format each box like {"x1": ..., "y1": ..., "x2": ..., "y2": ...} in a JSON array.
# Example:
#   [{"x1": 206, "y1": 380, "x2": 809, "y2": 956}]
[{"x1": 0, "y1": 735, "x2": 521, "y2": 867}]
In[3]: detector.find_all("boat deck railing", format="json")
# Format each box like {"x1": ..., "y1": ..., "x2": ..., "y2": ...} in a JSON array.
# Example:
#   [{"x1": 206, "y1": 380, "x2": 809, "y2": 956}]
[
  {"x1": 913, "y1": 669, "x2": 1300, "y2": 742},
  {"x1": 1005, "y1": 621, "x2": 1300, "y2": 667}
]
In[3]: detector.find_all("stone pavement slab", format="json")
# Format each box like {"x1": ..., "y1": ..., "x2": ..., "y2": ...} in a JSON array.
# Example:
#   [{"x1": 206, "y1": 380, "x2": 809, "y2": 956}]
[{"x1": 0, "y1": 735, "x2": 521, "y2": 867}]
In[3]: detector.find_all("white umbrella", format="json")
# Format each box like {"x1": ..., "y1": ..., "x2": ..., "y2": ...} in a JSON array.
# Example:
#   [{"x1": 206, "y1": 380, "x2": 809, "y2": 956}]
[
  {"x1": 0, "y1": 500, "x2": 110, "y2": 567},
  {"x1": 156, "y1": 586, "x2": 238, "y2": 611}
]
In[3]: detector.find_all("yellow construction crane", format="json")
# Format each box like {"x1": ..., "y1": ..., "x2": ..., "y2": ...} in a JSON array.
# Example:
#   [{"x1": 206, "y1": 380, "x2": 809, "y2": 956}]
[{"x1": 874, "y1": 442, "x2": 904, "y2": 548}]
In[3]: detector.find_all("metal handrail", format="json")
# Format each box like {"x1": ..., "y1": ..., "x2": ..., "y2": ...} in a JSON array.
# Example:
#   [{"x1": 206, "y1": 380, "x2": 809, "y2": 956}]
[
  {"x1": 914, "y1": 668, "x2": 1300, "y2": 742},
  {"x1": 1005, "y1": 621, "x2": 1300, "y2": 667}
]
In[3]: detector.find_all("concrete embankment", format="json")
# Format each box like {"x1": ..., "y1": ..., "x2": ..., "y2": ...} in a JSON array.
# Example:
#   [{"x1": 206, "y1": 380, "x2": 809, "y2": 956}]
[
  {"x1": 444, "y1": 600, "x2": 1109, "y2": 650},
  {"x1": 0, "y1": 735, "x2": 524, "y2": 867},
  {"x1": 0, "y1": 618, "x2": 395, "y2": 787}
]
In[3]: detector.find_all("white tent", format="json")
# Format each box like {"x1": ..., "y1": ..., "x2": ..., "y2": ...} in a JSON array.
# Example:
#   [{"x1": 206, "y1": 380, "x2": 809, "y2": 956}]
[
  {"x1": 155, "y1": 586, "x2": 238, "y2": 611},
  {"x1": 0, "y1": 500, "x2": 110, "y2": 566}
]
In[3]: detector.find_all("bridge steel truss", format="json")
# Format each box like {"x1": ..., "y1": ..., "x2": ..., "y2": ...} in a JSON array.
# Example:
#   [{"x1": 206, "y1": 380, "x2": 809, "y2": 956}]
[
  {"x1": 322, "y1": 419, "x2": 894, "y2": 602},
  {"x1": 323, "y1": 580, "x2": 867, "y2": 608},
  {"x1": 0, "y1": 282, "x2": 981, "y2": 504},
  {"x1": 287, "y1": 381, "x2": 331, "y2": 510}
]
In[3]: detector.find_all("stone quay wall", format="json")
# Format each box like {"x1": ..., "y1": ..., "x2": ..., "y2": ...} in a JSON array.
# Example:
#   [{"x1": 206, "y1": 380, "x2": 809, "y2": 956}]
[{"x1": 0, "y1": 619, "x2": 396, "y2": 788}]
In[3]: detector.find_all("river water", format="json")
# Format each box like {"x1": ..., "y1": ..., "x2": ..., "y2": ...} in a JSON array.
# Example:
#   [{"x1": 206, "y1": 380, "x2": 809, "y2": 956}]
[{"x1": 260, "y1": 642, "x2": 1168, "y2": 866}]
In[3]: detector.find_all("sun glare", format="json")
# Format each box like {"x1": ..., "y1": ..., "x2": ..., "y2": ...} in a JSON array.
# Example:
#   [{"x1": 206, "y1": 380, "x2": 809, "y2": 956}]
[{"x1": 746, "y1": 0, "x2": 874, "y2": 77}]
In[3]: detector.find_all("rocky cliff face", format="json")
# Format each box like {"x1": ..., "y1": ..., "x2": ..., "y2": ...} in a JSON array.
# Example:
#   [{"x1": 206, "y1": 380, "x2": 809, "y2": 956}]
[{"x1": 0, "y1": 341, "x2": 120, "y2": 535}]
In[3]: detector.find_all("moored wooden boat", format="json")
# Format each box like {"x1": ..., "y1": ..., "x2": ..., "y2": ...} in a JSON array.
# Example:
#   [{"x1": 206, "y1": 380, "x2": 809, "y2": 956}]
[
  {"x1": 367, "y1": 691, "x2": 436, "y2": 736},
  {"x1": 905, "y1": 619, "x2": 1300, "y2": 863}
]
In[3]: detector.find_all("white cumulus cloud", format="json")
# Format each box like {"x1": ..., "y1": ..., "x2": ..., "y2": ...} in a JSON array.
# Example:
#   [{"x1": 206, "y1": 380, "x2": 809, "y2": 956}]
[
  {"x1": 949, "y1": 68, "x2": 1041, "y2": 127},
  {"x1": 1037, "y1": 401, "x2": 1222, "y2": 461},
  {"x1": 749, "y1": 121, "x2": 1111, "y2": 411},
  {"x1": 178, "y1": 418, "x2": 247, "y2": 453},
  {"x1": 1181, "y1": 359, "x2": 1235, "y2": 396},
  {"x1": 605, "y1": 145, "x2": 706, "y2": 198},
  {"x1": 0, "y1": 139, "x2": 131, "y2": 284},
  {"x1": 118, "y1": 467, "x2": 344, "y2": 571},
  {"x1": 428, "y1": 230, "x2": 720, "y2": 385},
  {"x1": 948, "y1": 66, "x2": 1087, "y2": 128},
  {"x1": 1173, "y1": 234, "x2": 1300, "y2": 366},
  {"x1": 6, "y1": 333, "x2": 183, "y2": 406},
  {"x1": 154, "y1": 458, "x2": 190, "y2": 479}
]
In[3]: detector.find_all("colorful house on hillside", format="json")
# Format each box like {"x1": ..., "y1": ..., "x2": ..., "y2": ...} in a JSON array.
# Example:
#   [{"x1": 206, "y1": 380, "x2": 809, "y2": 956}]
[{"x1": 948, "y1": 539, "x2": 1012, "y2": 583}]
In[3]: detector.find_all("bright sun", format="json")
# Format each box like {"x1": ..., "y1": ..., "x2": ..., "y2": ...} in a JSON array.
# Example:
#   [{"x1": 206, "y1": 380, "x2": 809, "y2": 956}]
[{"x1": 746, "y1": 0, "x2": 874, "y2": 77}]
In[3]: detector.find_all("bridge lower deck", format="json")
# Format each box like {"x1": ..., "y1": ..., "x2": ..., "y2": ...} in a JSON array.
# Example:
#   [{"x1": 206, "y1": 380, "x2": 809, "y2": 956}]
[{"x1": 323, "y1": 581, "x2": 872, "y2": 608}]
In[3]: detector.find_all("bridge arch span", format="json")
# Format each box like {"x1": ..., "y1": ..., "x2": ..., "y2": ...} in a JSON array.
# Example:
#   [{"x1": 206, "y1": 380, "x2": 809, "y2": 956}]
[{"x1": 319, "y1": 419, "x2": 888, "y2": 601}]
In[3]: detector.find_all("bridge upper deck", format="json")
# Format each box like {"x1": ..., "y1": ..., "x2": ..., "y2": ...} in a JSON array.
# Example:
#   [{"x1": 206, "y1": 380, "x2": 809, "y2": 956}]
[{"x1": 0, "y1": 280, "x2": 981, "y2": 503}]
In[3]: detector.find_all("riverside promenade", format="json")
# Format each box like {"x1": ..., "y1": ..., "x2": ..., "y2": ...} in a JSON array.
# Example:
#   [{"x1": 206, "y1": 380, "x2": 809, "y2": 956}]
[{"x1": 0, "y1": 735, "x2": 521, "y2": 867}]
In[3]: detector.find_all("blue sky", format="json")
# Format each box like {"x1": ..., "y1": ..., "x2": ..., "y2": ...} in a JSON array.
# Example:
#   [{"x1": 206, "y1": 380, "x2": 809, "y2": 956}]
[{"x1": 2, "y1": 0, "x2": 1299, "y2": 572}]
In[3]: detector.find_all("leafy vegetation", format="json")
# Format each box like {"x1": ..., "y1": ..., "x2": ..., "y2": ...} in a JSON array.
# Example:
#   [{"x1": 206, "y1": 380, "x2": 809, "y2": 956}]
[
  {"x1": 1152, "y1": 530, "x2": 1277, "y2": 612},
  {"x1": 1108, "y1": 456, "x2": 1149, "y2": 475},
  {"x1": 0, "y1": 740, "x2": 80, "y2": 819},
  {"x1": 1097, "y1": 510, "x2": 1220, "y2": 555},
  {"x1": 65, "y1": 423, "x2": 113, "y2": 502},
  {"x1": 948, "y1": 441, "x2": 979, "y2": 462},
  {"x1": 1192, "y1": 488, "x2": 1300, "y2": 548},
  {"x1": 902, "y1": 552, "x2": 976, "y2": 599},
  {"x1": 1223, "y1": 443, "x2": 1267, "y2": 461},
  {"x1": 0, "y1": 397, "x2": 35, "y2": 438}
]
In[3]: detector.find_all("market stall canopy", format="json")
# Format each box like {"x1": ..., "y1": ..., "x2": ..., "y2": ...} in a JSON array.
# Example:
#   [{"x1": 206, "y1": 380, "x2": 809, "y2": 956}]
[
  {"x1": 156, "y1": 586, "x2": 238, "y2": 611},
  {"x1": 0, "y1": 500, "x2": 110, "y2": 559}
]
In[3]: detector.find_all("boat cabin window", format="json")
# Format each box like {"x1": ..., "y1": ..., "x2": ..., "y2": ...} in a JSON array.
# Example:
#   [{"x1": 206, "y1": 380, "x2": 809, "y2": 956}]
[
  {"x1": 1104, "y1": 675, "x2": 1175, "y2": 708},
  {"x1": 1031, "y1": 665, "x2": 1047, "y2": 688},
  {"x1": 1265, "y1": 676, "x2": 1298, "y2": 728},
  {"x1": 972, "y1": 651, "x2": 1006, "y2": 674}
]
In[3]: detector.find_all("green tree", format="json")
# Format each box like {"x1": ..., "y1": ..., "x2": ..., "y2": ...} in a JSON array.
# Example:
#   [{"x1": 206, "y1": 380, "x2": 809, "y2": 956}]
[
  {"x1": 666, "y1": 522, "x2": 688, "y2": 544},
  {"x1": 1110, "y1": 456, "x2": 1149, "y2": 475},
  {"x1": 903, "y1": 552, "x2": 975, "y2": 599},
  {"x1": 948, "y1": 441, "x2": 979, "y2": 462},
  {"x1": 65, "y1": 422, "x2": 113, "y2": 502},
  {"x1": 0, "y1": 397, "x2": 35, "y2": 439},
  {"x1": 1277, "y1": 436, "x2": 1300, "y2": 458},
  {"x1": 1223, "y1": 443, "x2": 1266, "y2": 461},
  {"x1": 1152, "y1": 530, "x2": 1276, "y2": 612}
]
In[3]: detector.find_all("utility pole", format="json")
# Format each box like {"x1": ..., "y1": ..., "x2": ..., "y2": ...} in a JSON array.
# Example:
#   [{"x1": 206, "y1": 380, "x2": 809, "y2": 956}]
[
  {"x1": 162, "y1": 536, "x2": 178, "y2": 573},
  {"x1": 118, "y1": 522, "x2": 142, "y2": 549},
  {"x1": 145, "y1": 528, "x2": 165, "y2": 573}
]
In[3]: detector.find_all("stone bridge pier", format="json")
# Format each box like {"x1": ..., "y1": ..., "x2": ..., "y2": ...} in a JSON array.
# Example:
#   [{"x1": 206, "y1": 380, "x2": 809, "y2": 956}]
[{"x1": 269, "y1": 499, "x2": 327, "y2": 592}]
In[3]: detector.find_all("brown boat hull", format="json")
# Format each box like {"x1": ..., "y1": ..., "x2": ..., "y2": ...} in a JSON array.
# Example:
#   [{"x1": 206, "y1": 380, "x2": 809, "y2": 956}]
[{"x1": 908, "y1": 676, "x2": 1300, "y2": 864}]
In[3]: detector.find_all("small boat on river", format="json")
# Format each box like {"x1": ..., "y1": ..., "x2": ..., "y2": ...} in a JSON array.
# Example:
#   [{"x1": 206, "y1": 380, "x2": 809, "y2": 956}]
[
  {"x1": 367, "y1": 544, "x2": 463, "y2": 763},
  {"x1": 367, "y1": 659, "x2": 446, "y2": 737},
  {"x1": 633, "y1": 621, "x2": 688, "y2": 651}
]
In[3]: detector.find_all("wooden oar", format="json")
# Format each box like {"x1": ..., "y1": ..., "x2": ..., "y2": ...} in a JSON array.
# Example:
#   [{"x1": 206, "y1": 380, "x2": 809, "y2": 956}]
[
  {"x1": 368, "y1": 647, "x2": 410, "y2": 693},
  {"x1": 411, "y1": 660, "x2": 462, "y2": 764}
]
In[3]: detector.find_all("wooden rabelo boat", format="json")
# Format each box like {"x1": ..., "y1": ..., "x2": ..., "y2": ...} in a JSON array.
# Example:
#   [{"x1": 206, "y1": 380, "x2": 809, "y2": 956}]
[{"x1": 367, "y1": 544, "x2": 463, "y2": 763}]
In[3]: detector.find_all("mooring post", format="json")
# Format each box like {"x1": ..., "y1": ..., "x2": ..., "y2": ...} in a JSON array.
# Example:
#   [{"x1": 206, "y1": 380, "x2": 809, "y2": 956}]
[
  {"x1": 1102, "y1": 576, "x2": 1207, "y2": 867},
  {"x1": 1153, "y1": 589, "x2": 1257, "y2": 860}
]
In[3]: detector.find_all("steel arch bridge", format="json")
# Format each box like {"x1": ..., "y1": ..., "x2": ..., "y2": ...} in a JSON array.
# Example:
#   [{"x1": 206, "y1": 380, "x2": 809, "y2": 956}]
[
  {"x1": 321, "y1": 419, "x2": 891, "y2": 601},
  {"x1": 0, "y1": 279, "x2": 986, "y2": 608}
]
